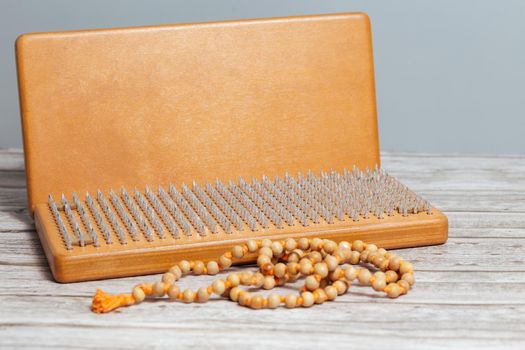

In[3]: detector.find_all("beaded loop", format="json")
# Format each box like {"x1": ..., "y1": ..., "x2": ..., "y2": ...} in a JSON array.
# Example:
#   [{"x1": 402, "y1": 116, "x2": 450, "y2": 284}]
[{"x1": 91, "y1": 238, "x2": 415, "y2": 313}]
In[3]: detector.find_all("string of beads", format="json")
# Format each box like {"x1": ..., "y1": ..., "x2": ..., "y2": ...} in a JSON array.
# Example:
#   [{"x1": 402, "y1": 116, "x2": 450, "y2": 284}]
[{"x1": 92, "y1": 238, "x2": 415, "y2": 313}]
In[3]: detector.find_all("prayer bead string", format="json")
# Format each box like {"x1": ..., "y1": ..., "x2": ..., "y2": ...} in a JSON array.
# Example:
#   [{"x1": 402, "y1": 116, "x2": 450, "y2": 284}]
[{"x1": 92, "y1": 238, "x2": 414, "y2": 313}]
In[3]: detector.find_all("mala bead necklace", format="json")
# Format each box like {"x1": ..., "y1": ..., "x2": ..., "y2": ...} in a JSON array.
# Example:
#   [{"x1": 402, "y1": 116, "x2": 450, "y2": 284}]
[{"x1": 92, "y1": 238, "x2": 415, "y2": 313}]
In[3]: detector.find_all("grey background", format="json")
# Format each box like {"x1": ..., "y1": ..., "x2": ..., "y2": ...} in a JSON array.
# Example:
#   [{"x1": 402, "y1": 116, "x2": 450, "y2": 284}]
[{"x1": 1, "y1": 0, "x2": 524, "y2": 154}]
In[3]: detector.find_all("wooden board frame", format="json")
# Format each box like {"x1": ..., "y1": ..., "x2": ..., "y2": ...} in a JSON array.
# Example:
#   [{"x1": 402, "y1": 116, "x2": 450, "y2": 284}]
[
  {"x1": 16, "y1": 13, "x2": 448, "y2": 282},
  {"x1": 35, "y1": 201, "x2": 448, "y2": 282}
]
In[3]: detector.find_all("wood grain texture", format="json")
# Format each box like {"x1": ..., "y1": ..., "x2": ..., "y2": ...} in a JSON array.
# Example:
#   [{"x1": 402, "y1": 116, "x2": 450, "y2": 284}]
[{"x1": 1, "y1": 150, "x2": 524, "y2": 349}]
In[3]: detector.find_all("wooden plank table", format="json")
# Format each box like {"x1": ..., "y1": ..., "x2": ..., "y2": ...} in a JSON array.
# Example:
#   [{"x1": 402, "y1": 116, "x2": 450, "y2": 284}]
[{"x1": 1, "y1": 149, "x2": 524, "y2": 349}]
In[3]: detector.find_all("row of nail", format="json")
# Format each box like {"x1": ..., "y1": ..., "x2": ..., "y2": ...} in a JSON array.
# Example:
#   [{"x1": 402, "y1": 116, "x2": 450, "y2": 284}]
[{"x1": 47, "y1": 166, "x2": 433, "y2": 249}]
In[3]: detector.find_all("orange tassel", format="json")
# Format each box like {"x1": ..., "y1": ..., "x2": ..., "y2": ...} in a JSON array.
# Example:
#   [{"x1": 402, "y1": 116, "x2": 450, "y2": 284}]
[{"x1": 91, "y1": 289, "x2": 135, "y2": 313}]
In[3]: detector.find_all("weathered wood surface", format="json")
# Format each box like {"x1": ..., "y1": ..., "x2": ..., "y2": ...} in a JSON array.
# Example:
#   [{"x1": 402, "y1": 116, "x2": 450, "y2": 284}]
[{"x1": 0, "y1": 149, "x2": 524, "y2": 349}]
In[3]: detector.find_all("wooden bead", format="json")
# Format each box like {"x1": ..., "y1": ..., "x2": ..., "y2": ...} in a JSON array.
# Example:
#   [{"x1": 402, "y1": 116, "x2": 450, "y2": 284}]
[
  {"x1": 263, "y1": 276, "x2": 276, "y2": 290},
  {"x1": 253, "y1": 272, "x2": 265, "y2": 287},
  {"x1": 330, "y1": 267, "x2": 343, "y2": 281},
  {"x1": 178, "y1": 260, "x2": 191, "y2": 273},
  {"x1": 305, "y1": 275, "x2": 320, "y2": 291},
  {"x1": 388, "y1": 256, "x2": 402, "y2": 271},
  {"x1": 374, "y1": 255, "x2": 386, "y2": 268},
  {"x1": 352, "y1": 240, "x2": 365, "y2": 252},
  {"x1": 338, "y1": 240, "x2": 351, "y2": 250},
  {"x1": 377, "y1": 248, "x2": 387, "y2": 256},
  {"x1": 325, "y1": 286, "x2": 337, "y2": 300},
  {"x1": 219, "y1": 254, "x2": 232, "y2": 268},
  {"x1": 299, "y1": 257, "x2": 310, "y2": 265},
  {"x1": 240, "y1": 271, "x2": 254, "y2": 285},
  {"x1": 285, "y1": 238, "x2": 297, "y2": 251},
  {"x1": 292, "y1": 248, "x2": 304, "y2": 258},
  {"x1": 261, "y1": 261, "x2": 274, "y2": 274},
  {"x1": 247, "y1": 240, "x2": 258, "y2": 253},
  {"x1": 132, "y1": 286, "x2": 146, "y2": 303},
  {"x1": 333, "y1": 248, "x2": 345, "y2": 262},
  {"x1": 251, "y1": 295, "x2": 265, "y2": 309},
  {"x1": 378, "y1": 258, "x2": 390, "y2": 271},
  {"x1": 399, "y1": 261, "x2": 414, "y2": 274},
  {"x1": 168, "y1": 265, "x2": 182, "y2": 280},
  {"x1": 301, "y1": 291, "x2": 315, "y2": 307},
  {"x1": 349, "y1": 251, "x2": 361, "y2": 264},
  {"x1": 300, "y1": 260, "x2": 313, "y2": 275},
  {"x1": 271, "y1": 241, "x2": 284, "y2": 256},
  {"x1": 193, "y1": 261, "x2": 205, "y2": 275},
  {"x1": 287, "y1": 252, "x2": 300, "y2": 263},
  {"x1": 298, "y1": 237, "x2": 310, "y2": 250},
  {"x1": 308, "y1": 251, "x2": 323, "y2": 263},
  {"x1": 268, "y1": 293, "x2": 281, "y2": 309},
  {"x1": 257, "y1": 254, "x2": 271, "y2": 266},
  {"x1": 167, "y1": 284, "x2": 180, "y2": 299},
  {"x1": 385, "y1": 270, "x2": 399, "y2": 283},
  {"x1": 207, "y1": 261, "x2": 219, "y2": 275},
  {"x1": 229, "y1": 287, "x2": 241, "y2": 301},
  {"x1": 314, "y1": 263, "x2": 329, "y2": 278},
  {"x1": 360, "y1": 249, "x2": 371, "y2": 262},
  {"x1": 285, "y1": 294, "x2": 297, "y2": 308},
  {"x1": 274, "y1": 263, "x2": 287, "y2": 278},
  {"x1": 397, "y1": 279, "x2": 410, "y2": 292},
  {"x1": 162, "y1": 272, "x2": 176, "y2": 284},
  {"x1": 232, "y1": 245, "x2": 244, "y2": 259},
  {"x1": 287, "y1": 262, "x2": 299, "y2": 275},
  {"x1": 314, "y1": 288, "x2": 327, "y2": 304},
  {"x1": 402, "y1": 273, "x2": 415, "y2": 285},
  {"x1": 385, "y1": 283, "x2": 401, "y2": 298},
  {"x1": 368, "y1": 251, "x2": 379, "y2": 264},
  {"x1": 358, "y1": 269, "x2": 372, "y2": 285},
  {"x1": 152, "y1": 281, "x2": 166, "y2": 297},
  {"x1": 367, "y1": 243, "x2": 378, "y2": 252},
  {"x1": 344, "y1": 266, "x2": 357, "y2": 281},
  {"x1": 212, "y1": 280, "x2": 226, "y2": 295},
  {"x1": 332, "y1": 280, "x2": 348, "y2": 295},
  {"x1": 182, "y1": 289, "x2": 195, "y2": 303},
  {"x1": 372, "y1": 277, "x2": 387, "y2": 291},
  {"x1": 374, "y1": 271, "x2": 386, "y2": 281},
  {"x1": 261, "y1": 238, "x2": 273, "y2": 248},
  {"x1": 323, "y1": 240, "x2": 337, "y2": 254},
  {"x1": 324, "y1": 255, "x2": 338, "y2": 271},
  {"x1": 197, "y1": 287, "x2": 210, "y2": 302},
  {"x1": 227, "y1": 273, "x2": 240, "y2": 287},
  {"x1": 238, "y1": 292, "x2": 252, "y2": 306},
  {"x1": 259, "y1": 246, "x2": 273, "y2": 258},
  {"x1": 310, "y1": 238, "x2": 323, "y2": 250}
]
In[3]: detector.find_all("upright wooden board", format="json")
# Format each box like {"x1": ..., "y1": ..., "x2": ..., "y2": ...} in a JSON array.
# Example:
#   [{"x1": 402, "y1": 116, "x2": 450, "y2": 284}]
[{"x1": 16, "y1": 13, "x2": 379, "y2": 213}]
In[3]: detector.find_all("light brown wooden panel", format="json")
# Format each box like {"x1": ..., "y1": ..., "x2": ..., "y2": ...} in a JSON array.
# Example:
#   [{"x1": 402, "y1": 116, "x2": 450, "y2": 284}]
[{"x1": 16, "y1": 13, "x2": 379, "y2": 213}]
